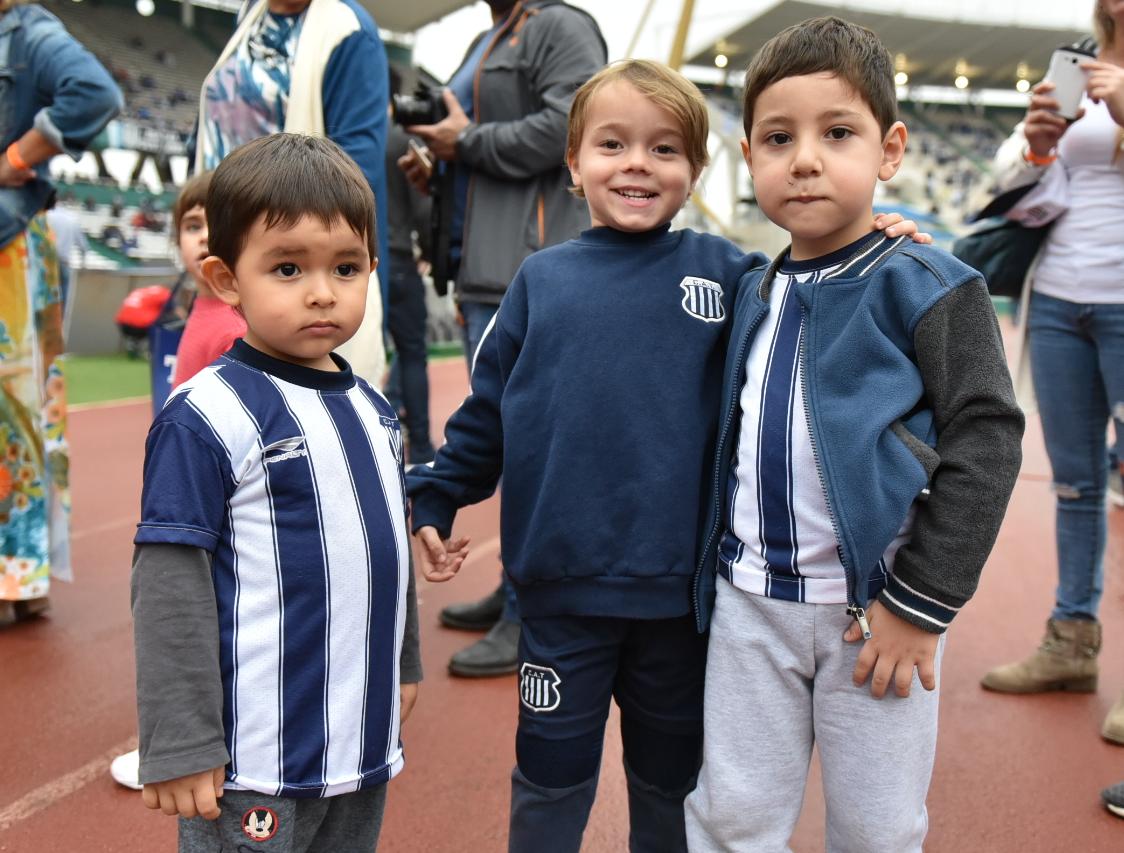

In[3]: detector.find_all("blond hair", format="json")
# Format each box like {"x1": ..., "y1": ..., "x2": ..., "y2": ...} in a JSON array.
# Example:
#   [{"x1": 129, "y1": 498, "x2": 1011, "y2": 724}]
[
  {"x1": 0, "y1": 0, "x2": 32, "y2": 11},
  {"x1": 566, "y1": 60, "x2": 710, "y2": 197}
]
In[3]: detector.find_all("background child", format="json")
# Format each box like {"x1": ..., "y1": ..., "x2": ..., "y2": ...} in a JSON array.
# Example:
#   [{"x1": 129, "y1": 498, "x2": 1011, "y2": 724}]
[
  {"x1": 168, "y1": 171, "x2": 247, "y2": 387},
  {"x1": 683, "y1": 17, "x2": 1025, "y2": 852},
  {"x1": 407, "y1": 60, "x2": 922, "y2": 852},
  {"x1": 131, "y1": 133, "x2": 420, "y2": 853}
]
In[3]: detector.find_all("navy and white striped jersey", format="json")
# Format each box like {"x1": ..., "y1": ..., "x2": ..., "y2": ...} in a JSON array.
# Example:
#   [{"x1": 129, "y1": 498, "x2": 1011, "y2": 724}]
[
  {"x1": 136, "y1": 341, "x2": 409, "y2": 798},
  {"x1": 721, "y1": 236, "x2": 913, "y2": 605}
]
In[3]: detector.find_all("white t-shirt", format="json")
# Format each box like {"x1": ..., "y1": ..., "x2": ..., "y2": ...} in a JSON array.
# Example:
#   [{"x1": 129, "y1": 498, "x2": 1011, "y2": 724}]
[{"x1": 1034, "y1": 97, "x2": 1124, "y2": 303}]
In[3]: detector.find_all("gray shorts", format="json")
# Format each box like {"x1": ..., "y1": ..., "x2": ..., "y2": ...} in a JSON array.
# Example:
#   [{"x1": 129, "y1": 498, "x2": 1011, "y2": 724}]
[{"x1": 178, "y1": 784, "x2": 387, "y2": 853}]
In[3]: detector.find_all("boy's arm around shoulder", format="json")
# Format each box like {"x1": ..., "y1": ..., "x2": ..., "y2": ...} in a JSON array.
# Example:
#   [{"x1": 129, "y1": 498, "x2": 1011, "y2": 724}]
[
  {"x1": 406, "y1": 272, "x2": 529, "y2": 537},
  {"x1": 879, "y1": 256, "x2": 1025, "y2": 634}
]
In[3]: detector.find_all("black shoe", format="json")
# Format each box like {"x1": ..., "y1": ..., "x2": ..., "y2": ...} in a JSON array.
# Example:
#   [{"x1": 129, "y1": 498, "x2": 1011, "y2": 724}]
[
  {"x1": 439, "y1": 584, "x2": 505, "y2": 631},
  {"x1": 448, "y1": 619, "x2": 520, "y2": 678},
  {"x1": 1103, "y1": 780, "x2": 1124, "y2": 818}
]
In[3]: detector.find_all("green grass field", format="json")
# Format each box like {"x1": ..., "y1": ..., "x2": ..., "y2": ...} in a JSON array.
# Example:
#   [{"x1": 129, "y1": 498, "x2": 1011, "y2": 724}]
[
  {"x1": 65, "y1": 354, "x2": 152, "y2": 406},
  {"x1": 64, "y1": 344, "x2": 466, "y2": 406}
]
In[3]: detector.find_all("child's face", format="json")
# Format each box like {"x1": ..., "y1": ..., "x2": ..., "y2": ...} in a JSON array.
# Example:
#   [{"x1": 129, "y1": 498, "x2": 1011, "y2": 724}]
[
  {"x1": 203, "y1": 213, "x2": 372, "y2": 371},
  {"x1": 567, "y1": 80, "x2": 696, "y2": 233},
  {"x1": 177, "y1": 204, "x2": 209, "y2": 283},
  {"x1": 742, "y1": 72, "x2": 906, "y2": 260}
]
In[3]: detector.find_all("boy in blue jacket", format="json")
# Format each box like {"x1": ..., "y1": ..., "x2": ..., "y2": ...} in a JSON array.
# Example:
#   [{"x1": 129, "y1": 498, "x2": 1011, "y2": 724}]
[
  {"x1": 407, "y1": 60, "x2": 923, "y2": 852},
  {"x1": 683, "y1": 17, "x2": 1025, "y2": 852}
]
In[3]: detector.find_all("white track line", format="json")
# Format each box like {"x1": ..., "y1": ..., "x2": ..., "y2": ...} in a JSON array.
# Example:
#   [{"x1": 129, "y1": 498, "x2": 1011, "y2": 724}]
[{"x1": 0, "y1": 736, "x2": 138, "y2": 832}]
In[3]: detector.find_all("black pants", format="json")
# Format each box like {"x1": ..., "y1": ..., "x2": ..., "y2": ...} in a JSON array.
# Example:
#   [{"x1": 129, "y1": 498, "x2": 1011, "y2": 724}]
[{"x1": 385, "y1": 251, "x2": 432, "y2": 457}]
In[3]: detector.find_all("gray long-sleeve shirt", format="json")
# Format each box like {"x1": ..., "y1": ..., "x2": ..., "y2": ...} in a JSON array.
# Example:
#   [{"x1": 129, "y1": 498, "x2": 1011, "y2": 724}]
[{"x1": 132, "y1": 543, "x2": 421, "y2": 785}]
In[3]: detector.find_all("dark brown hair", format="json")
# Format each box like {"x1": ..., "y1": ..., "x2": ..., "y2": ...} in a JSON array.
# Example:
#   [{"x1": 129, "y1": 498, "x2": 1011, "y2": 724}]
[
  {"x1": 742, "y1": 16, "x2": 897, "y2": 140},
  {"x1": 567, "y1": 59, "x2": 711, "y2": 196},
  {"x1": 206, "y1": 133, "x2": 375, "y2": 269},
  {"x1": 173, "y1": 171, "x2": 211, "y2": 235}
]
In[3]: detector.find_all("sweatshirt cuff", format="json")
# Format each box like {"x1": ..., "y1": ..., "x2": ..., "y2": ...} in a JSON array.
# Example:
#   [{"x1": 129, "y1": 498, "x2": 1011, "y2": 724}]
[
  {"x1": 408, "y1": 494, "x2": 457, "y2": 538},
  {"x1": 878, "y1": 573, "x2": 962, "y2": 635},
  {"x1": 139, "y1": 743, "x2": 230, "y2": 786}
]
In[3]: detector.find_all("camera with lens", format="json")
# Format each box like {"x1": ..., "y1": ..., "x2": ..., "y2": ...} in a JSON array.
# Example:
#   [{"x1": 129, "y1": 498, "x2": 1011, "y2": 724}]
[{"x1": 391, "y1": 84, "x2": 448, "y2": 126}]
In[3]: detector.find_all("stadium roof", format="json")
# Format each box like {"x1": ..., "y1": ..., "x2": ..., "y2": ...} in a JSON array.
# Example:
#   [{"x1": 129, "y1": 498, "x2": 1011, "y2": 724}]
[
  {"x1": 685, "y1": 0, "x2": 1089, "y2": 90},
  {"x1": 179, "y1": 0, "x2": 472, "y2": 34}
]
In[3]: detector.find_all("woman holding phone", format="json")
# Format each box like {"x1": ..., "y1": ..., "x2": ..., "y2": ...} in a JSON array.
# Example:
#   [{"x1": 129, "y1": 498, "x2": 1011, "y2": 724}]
[{"x1": 980, "y1": 0, "x2": 1124, "y2": 748}]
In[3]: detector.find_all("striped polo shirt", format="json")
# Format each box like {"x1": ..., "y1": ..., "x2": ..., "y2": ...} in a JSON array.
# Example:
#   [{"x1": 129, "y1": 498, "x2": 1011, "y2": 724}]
[
  {"x1": 136, "y1": 340, "x2": 409, "y2": 798},
  {"x1": 720, "y1": 234, "x2": 914, "y2": 604}
]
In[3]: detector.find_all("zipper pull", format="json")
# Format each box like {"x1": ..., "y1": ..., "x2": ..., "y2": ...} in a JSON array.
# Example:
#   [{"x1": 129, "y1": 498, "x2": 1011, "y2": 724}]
[{"x1": 847, "y1": 605, "x2": 872, "y2": 640}]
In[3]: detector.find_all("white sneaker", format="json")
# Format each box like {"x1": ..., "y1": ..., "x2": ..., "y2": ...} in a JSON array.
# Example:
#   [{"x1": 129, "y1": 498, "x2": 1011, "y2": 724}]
[{"x1": 109, "y1": 748, "x2": 142, "y2": 791}]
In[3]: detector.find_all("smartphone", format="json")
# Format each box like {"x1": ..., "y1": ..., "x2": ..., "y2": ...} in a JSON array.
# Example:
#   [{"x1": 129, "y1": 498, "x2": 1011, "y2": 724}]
[
  {"x1": 1044, "y1": 46, "x2": 1094, "y2": 120},
  {"x1": 408, "y1": 138, "x2": 432, "y2": 173}
]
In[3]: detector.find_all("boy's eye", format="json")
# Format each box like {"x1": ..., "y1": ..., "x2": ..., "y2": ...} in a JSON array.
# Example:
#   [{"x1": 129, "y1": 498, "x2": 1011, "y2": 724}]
[
  {"x1": 765, "y1": 132, "x2": 792, "y2": 146},
  {"x1": 274, "y1": 263, "x2": 299, "y2": 278},
  {"x1": 654, "y1": 144, "x2": 678, "y2": 155},
  {"x1": 826, "y1": 127, "x2": 852, "y2": 141},
  {"x1": 598, "y1": 139, "x2": 622, "y2": 150},
  {"x1": 336, "y1": 263, "x2": 359, "y2": 277}
]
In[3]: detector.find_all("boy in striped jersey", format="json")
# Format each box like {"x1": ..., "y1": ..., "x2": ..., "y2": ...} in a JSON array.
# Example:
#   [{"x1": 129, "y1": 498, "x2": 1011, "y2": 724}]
[
  {"x1": 131, "y1": 134, "x2": 430, "y2": 853},
  {"x1": 684, "y1": 18, "x2": 1025, "y2": 851}
]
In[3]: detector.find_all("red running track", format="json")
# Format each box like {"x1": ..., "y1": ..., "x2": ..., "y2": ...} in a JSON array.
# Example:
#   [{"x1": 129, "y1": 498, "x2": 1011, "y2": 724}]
[{"x1": 1, "y1": 339, "x2": 1123, "y2": 851}]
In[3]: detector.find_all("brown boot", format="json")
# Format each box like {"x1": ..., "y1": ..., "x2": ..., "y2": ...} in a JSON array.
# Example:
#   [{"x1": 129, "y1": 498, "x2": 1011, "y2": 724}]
[
  {"x1": 980, "y1": 619, "x2": 1101, "y2": 693},
  {"x1": 1103, "y1": 691, "x2": 1124, "y2": 745}
]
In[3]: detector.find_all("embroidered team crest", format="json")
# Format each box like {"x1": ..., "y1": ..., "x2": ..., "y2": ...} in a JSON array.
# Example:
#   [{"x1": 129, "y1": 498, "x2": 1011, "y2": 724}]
[
  {"x1": 679, "y1": 276, "x2": 725, "y2": 322},
  {"x1": 380, "y1": 415, "x2": 403, "y2": 465},
  {"x1": 519, "y1": 663, "x2": 562, "y2": 712},
  {"x1": 241, "y1": 806, "x2": 279, "y2": 841}
]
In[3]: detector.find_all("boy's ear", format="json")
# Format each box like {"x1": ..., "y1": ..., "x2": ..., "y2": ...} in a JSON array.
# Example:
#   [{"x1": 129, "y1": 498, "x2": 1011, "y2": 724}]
[
  {"x1": 740, "y1": 138, "x2": 753, "y2": 176},
  {"x1": 201, "y1": 256, "x2": 239, "y2": 307},
  {"x1": 878, "y1": 121, "x2": 908, "y2": 181},
  {"x1": 566, "y1": 152, "x2": 582, "y2": 191}
]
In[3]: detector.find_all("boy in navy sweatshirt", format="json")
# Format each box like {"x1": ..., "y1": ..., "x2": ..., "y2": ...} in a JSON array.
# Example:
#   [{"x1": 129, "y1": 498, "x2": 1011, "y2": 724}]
[
  {"x1": 407, "y1": 59, "x2": 922, "y2": 852},
  {"x1": 683, "y1": 18, "x2": 1025, "y2": 852}
]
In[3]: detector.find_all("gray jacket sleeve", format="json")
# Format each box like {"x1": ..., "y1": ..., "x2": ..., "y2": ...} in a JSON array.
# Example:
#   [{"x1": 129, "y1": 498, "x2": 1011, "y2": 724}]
[
  {"x1": 400, "y1": 551, "x2": 423, "y2": 683},
  {"x1": 131, "y1": 543, "x2": 229, "y2": 785},
  {"x1": 877, "y1": 280, "x2": 1025, "y2": 633},
  {"x1": 455, "y1": 8, "x2": 605, "y2": 181}
]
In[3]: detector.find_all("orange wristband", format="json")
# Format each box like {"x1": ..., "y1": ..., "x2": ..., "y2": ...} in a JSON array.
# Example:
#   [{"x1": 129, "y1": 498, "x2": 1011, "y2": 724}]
[
  {"x1": 6, "y1": 141, "x2": 29, "y2": 172},
  {"x1": 1023, "y1": 147, "x2": 1057, "y2": 167}
]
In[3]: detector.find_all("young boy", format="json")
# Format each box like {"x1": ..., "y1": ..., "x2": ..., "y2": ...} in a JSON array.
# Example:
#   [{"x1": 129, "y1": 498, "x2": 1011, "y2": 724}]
[
  {"x1": 168, "y1": 171, "x2": 247, "y2": 387},
  {"x1": 407, "y1": 60, "x2": 922, "y2": 852},
  {"x1": 131, "y1": 133, "x2": 420, "y2": 853},
  {"x1": 683, "y1": 17, "x2": 1025, "y2": 852}
]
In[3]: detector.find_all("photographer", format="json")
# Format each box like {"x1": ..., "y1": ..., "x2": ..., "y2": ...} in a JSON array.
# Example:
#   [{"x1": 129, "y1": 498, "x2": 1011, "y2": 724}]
[
  {"x1": 979, "y1": 3, "x2": 1124, "y2": 780},
  {"x1": 399, "y1": 0, "x2": 606, "y2": 677}
]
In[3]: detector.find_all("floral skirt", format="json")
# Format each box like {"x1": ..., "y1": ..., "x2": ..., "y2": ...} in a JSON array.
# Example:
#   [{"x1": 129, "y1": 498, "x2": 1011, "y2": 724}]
[{"x1": 0, "y1": 215, "x2": 70, "y2": 601}]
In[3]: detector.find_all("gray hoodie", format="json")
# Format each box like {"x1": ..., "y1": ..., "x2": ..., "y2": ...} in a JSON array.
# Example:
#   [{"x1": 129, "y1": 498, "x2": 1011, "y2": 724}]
[{"x1": 452, "y1": 0, "x2": 607, "y2": 305}]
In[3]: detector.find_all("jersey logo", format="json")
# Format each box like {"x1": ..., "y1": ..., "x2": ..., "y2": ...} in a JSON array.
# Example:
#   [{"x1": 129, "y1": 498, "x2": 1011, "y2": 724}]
[
  {"x1": 519, "y1": 663, "x2": 562, "y2": 712},
  {"x1": 262, "y1": 436, "x2": 308, "y2": 465},
  {"x1": 241, "y1": 806, "x2": 279, "y2": 841},
  {"x1": 679, "y1": 276, "x2": 725, "y2": 323},
  {"x1": 380, "y1": 415, "x2": 403, "y2": 465}
]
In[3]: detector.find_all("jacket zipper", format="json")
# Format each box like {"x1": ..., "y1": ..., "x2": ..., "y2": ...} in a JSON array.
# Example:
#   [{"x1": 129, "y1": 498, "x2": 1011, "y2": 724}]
[
  {"x1": 797, "y1": 300, "x2": 870, "y2": 639},
  {"x1": 692, "y1": 300, "x2": 767, "y2": 631}
]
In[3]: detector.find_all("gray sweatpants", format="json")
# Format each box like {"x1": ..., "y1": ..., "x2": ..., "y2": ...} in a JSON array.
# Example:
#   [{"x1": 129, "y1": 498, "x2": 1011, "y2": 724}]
[
  {"x1": 684, "y1": 580, "x2": 944, "y2": 853},
  {"x1": 178, "y1": 784, "x2": 387, "y2": 853}
]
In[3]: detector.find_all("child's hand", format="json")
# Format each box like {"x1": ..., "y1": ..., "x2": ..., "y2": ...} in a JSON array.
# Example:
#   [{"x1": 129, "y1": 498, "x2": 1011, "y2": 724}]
[
  {"x1": 873, "y1": 213, "x2": 933, "y2": 245},
  {"x1": 413, "y1": 525, "x2": 470, "y2": 582},
  {"x1": 843, "y1": 601, "x2": 938, "y2": 699},
  {"x1": 400, "y1": 682, "x2": 419, "y2": 726},
  {"x1": 142, "y1": 766, "x2": 225, "y2": 820}
]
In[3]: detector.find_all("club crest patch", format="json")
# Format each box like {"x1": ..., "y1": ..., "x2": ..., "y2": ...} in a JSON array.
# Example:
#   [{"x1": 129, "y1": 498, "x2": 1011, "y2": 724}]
[
  {"x1": 679, "y1": 276, "x2": 725, "y2": 322},
  {"x1": 241, "y1": 806, "x2": 279, "y2": 842},
  {"x1": 519, "y1": 663, "x2": 562, "y2": 712},
  {"x1": 380, "y1": 415, "x2": 403, "y2": 465}
]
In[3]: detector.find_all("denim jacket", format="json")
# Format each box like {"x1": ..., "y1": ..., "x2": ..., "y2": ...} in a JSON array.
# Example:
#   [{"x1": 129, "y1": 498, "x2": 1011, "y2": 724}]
[
  {"x1": 692, "y1": 238, "x2": 1024, "y2": 635},
  {"x1": 0, "y1": 6, "x2": 122, "y2": 247}
]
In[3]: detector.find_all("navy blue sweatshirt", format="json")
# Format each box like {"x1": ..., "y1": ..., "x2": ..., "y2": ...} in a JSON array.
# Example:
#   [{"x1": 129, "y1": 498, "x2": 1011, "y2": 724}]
[{"x1": 407, "y1": 225, "x2": 766, "y2": 619}]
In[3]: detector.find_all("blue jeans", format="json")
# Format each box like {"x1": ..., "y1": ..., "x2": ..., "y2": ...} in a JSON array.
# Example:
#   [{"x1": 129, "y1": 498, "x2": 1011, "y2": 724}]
[
  {"x1": 459, "y1": 299, "x2": 519, "y2": 622},
  {"x1": 1028, "y1": 292, "x2": 1124, "y2": 621}
]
